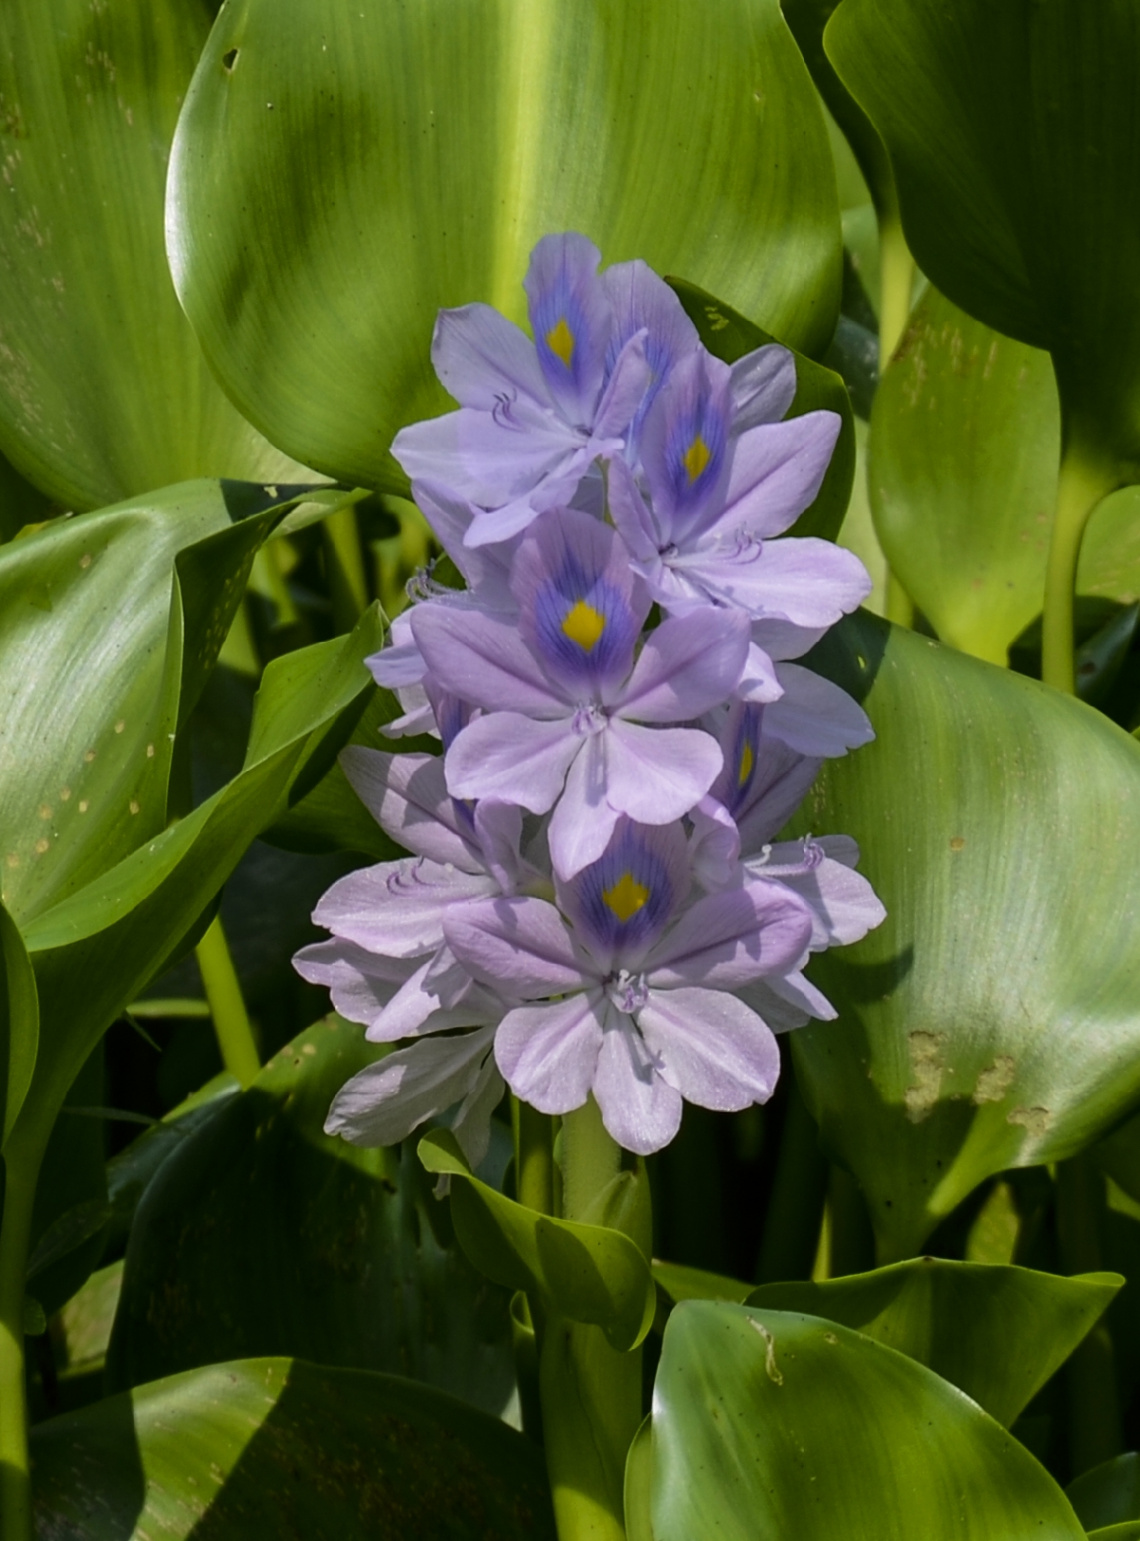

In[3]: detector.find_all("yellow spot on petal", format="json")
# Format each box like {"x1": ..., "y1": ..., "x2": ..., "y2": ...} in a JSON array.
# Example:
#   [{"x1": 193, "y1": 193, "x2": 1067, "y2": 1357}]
[
  {"x1": 603, "y1": 871, "x2": 649, "y2": 923},
  {"x1": 545, "y1": 316, "x2": 575, "y2": 368},
  {"x1": 561, "y1": 599, "x2": 605, "y2": 652},
  {"x1": 682, "y1": 435, "x2": 712, "y2": 483},
  {"x1": 738, "y1": 739, "x2": 754, "y2": 788}
]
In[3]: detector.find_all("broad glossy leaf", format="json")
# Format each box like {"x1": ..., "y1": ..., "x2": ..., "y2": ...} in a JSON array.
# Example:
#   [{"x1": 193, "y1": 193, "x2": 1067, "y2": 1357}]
[
  {"x1": 108, "y1": 1016, "x2": 517, "y2": 1420},
  {"x1": 0, "y1": 899, "x2": 37, "y2": 1146},
  {"x1": 0, "y1": 0, "x2": 309, "y2": 508},
  {"x1": 0, "y1": 480, "x2": 301, "y2": 929},
  {"x1": 790, "y1": 610, "x2": 1140, "y2": 1257},
  {"x1": 1068, "y1": 1455, "x2": 1140, "y2": 1532},
  {"x1": 825, "y1": 0, "x2": 1140, "y2": 481},
  {"x1": 669, "y1": 278, "x2": 854, "y2": 541},
  {"x1": 650, "y1": 1303, "x2": 1085, "y2": 1540},
  {"x1": 871, "y1": 287, "x2": 1140, "y2": 663},
  {"x1": 15, "y1": 609, "x2": 383, "y2": 1146},
  {"x1": 167, "y1": 0, "x2": 840, "y2": 491},
  {"x1": 31, "y1": 1358, "x2": 556, "y2": 1539},
  {"x1": 420, "y1": 1129, "x2": 655, "y2": 1352},
  {"x1": 747, "y1": 1257, "x2": 1120, "y2": 1427}
]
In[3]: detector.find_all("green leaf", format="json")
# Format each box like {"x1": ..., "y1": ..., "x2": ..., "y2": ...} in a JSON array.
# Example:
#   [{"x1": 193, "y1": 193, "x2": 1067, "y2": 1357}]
[
  {"x1": 1088, "y1": 1526, "x2": 1140, "y2": 1541},
  {"x1": 0, "y1": 0, "x2": 310, "y2": 508},
  {"x1": 0, "y1": 480, "x2": 298, "y2": 930},
  {"x1": 419, "y1": 1128, "x2": 655, "y2": 1353},
  {"x1": 0, "y1": 900, "x2": 38, "y2": 1147},
  {"x1": 166, "y1": 0, "x2": 840, "y2": 491},
  {"x1": 30, "y1": 1358, "x2": 556, "y2": 1539},
  {"x1": 16, "y1": 607, "x2": 383, "y2": 1153},
  {"x1": 781, "y1": 0, "x2": 894, "y2": 220},
  {"x1": 789, "y1": 609, "x2": 1140, "y2": 1257},
  {"x1": 26, "y1": 1045, "x2": 108, "y2": 1319},
  {"x1": 108, "y1": 1016, "x2": 517, "y2": 1420},
  {"x1": 624, "y1": 1416, "x2": 655, "y2": 1541},
  {"x1": 668, "y1": 278, "x2": 854, "y2": 540},
  {"x1": 102, "y1": 1071, "x2": 239, "y2": 1251},
  {"x1": 870, "y1": 286, "x2": 1140, "y2": 664},
  {"x1": 825, "y1": 0, "x2": 1140, "y2": 483},
  {"x1": 1068, "y1": 1455, "x2": 1140, "y2": 1532},
  {"x1": 746, "y1": 1257, "x2": 1120, "y2": 1427},
  {"x1": 648, "y1": 1302, "x2": 1086, "y2": 1540},
  {"x1": 651, "y1": 1260, "x2": 752, "y2": 1308},
  {"x1": 54, "y1": 1260, "x2": 124, "y2": 1376}
]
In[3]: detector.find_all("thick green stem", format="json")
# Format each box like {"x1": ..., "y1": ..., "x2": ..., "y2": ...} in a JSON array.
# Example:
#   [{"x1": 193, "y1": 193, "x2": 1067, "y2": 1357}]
[
  {"x1": 1042, "y1": 449, "x2": 1116, "y2": 694},
  {"x1": 1056, "y1": 1155, "x2": 1120, "y2": 1475},
  {"x1": 323, "y1": 504, "x2": 369, "y2": 634},
  {"x1": 515, "y1": 1098, "x2": 554, "y2": 1217},
  {"x1": 0, "y1": 1134, "x2": 44, "y2": 1541},
  {"x1": 195, "y1": 915, "x2": 260, "y2": 1088},
  {"x1": 877, "y1": 214, "x2": 918, "y2": 629},
  {"x1": 542, "y1": 1098, "x2": 642, "y2": 1541}
]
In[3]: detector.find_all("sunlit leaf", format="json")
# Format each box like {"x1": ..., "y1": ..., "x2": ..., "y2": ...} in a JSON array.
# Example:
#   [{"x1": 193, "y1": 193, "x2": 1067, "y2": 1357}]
[
  {"x1": 0, "y1": 0, "x2": 311, "y2": 508},
  {"x1": 166, "y1": 0, "x2": 841, "y2": 491},
  {"x1": 790, "y1": 610, "x2": 1140, "y2": 1257},
  {"x1": 747, "y1": 1257, "x2": 1119, "y2": 1427},
  {"x1": 870, "y1": 286, "x2": 1140, "y2": 663},
  {"x1": 648, "y1": 1303, "x2": 1086, "y2": 1539},
  {"x1": 420, "y1": 1129, "x2": 655, "y2": 1352}
]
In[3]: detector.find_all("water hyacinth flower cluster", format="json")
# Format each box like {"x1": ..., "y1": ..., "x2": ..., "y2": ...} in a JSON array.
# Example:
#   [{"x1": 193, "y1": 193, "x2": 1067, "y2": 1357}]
[{"x1": 296, "y1": 233, "x2": 886, "y2": 1159}]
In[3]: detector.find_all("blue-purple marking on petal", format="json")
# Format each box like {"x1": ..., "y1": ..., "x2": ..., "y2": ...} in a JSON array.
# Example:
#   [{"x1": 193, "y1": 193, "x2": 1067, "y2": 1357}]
[{"x1": 565, "y1": 820, "x2": 686, "y2": 959}]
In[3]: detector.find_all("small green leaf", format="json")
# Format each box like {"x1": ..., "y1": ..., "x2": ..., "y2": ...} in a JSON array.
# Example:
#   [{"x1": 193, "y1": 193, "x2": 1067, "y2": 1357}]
[
  {"x1": 649, "y1": 1303, "x2": 1087, "y2": 1540},
  {"x1": 1088, "y1": 1526, "x2": 1140, "y2": 1541},
  {"x1": 167, "y1": 0, "x2": 840, "y2": 491},
  {"x1": 790, "y1": 610, "x2": 1140, "y2": 1256},
  {"x1": 22, "y1": 1295, "x2": 46, "y2": 1337},
  {"x1": 0, "y1": 0, "x2": 310, "y2": 508},
  {"x1": 624, "y1": 1416, "x2": 656, "y2": 1541},
  {"x1": 668, "y1": 278, "x2": 855, "y2": 540},
  {"x1": 108, "y1": 1017, "x2": 517, "y2": 1419},
  {"x1": 746, "y1": 1257, "x2": 1120, "y2": 1427},
  {"x1": 30, "y1": 1358, "x2": 556, "y2": 1539},
  {"x1": 1068, "y1": 1454, "x2": 1140, "y2": 1532},
  {"x1": 419, "y1": 1128, "x2": 655, "y2": 1352}
]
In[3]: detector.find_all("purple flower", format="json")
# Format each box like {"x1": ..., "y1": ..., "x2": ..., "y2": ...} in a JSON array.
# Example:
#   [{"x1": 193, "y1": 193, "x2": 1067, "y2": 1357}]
[
  {"x1": 443, "y1": 819, "x2": 816, "y2": 1155},
  {"x1": 392, "y1": 234, "x2": 655, "y2": 546},
  {"x1": 411, "y1": 508, "x2": 750, "y2": 877}
]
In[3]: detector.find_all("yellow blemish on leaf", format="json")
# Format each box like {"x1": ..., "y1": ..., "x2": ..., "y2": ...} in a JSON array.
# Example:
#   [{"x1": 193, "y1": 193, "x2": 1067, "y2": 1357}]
[
  {"x1": 78, "y1": 800, "x2": 89, "y2": 814},
  {"x1": 34, "y1": 838, "x2": 49, "y2": 855},
  {"x1": 738, "y1": 739, "x2": 754, "y2": 787},
  {"x1": 114, "y1": 720, "x2": 125, "y2": 734},
  {"x1": 37, "y1": 804, "x2": 51, "y2": 820},
  {"x1": 84, "y1": 749, "x2": 96, "y2": 763},
  {"x1": 5, "y1": 853, "x2": 19, "y2": 869},
  {"x1": 603, "y1": 871, "x2": 649, "y2": 923},
  {"x1": 561, "y1": 599, "x2": 605, "y2": 652},
  {"x1": 129, "y1": 800, "x2": 140, "y2": 815},
  {"x1": 60, "y1": 786, "x2": 71, "y2": 801},
  {"x1": 546, "y1": 316, "x2": 575, "y2": 368},
  {"x1": 682, "y1": 435, "x2": 711, "y2": 483}
]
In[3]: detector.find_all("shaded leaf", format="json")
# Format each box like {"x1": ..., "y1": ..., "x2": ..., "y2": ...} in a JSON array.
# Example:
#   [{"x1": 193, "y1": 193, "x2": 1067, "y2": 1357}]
[
  {"x1": 31, "y1": 1358, "x2": 555, "y2": 1540},
  {"x1": 108, "y1": 1017, "x2": 517, "y2": 1420},
  {"x1": 1068, "y1": 1455, "x2": 1140, "y2": 1532},
  {"x1": 826, "y1": 0, "x2": 1140, "y2": 482}
]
